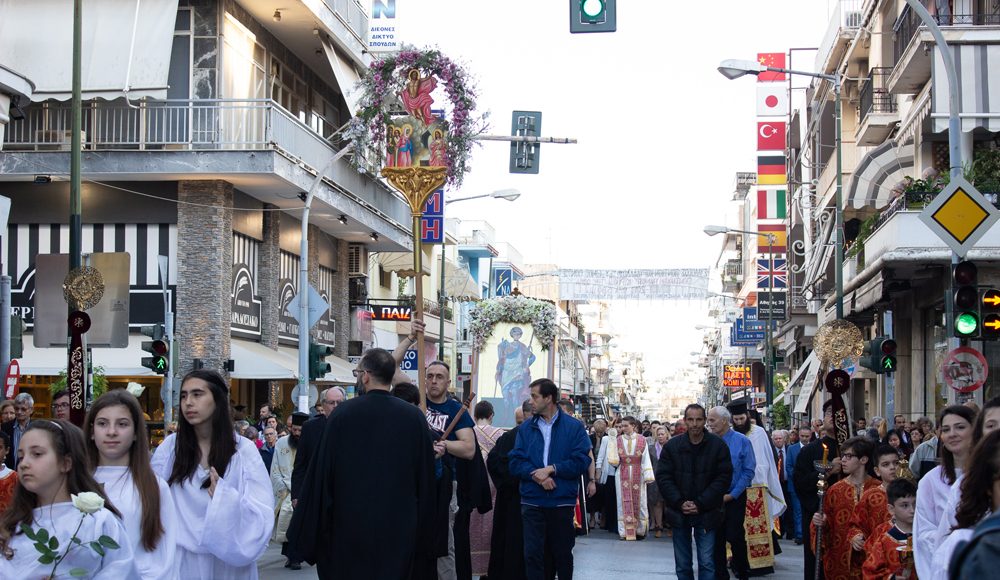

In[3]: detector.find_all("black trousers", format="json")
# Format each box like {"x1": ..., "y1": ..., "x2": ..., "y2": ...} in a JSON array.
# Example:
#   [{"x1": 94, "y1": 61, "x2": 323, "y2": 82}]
[
  {"x1": 522, "y1": 505, "x2": 575, "y2": 580},
  {"x1": 713, "y1": 493, "x2": 750, "y2": 580},
  {"x1": 802, "y1": 506, "x2": 819, "y2": 580},
  {"x1": 601, "y1": 476, "x2": 618, "y2": 533}
]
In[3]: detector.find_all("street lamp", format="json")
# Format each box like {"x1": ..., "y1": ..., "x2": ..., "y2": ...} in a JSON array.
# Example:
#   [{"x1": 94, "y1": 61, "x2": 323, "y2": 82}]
[
  {"x1": 705, "y1": 224, "x2": 777, "y2": 412},
  {"x1": 437, "y1": 189, "x2": 521, "y2": 360},
  {"x1": 717, "y1": 58, "x2": 845, "y2": 320}
]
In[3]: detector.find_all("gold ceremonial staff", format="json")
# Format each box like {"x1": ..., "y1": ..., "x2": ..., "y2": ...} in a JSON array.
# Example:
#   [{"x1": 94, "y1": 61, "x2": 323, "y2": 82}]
[{"x1": 381, "y1": 166, "x2": 447, "y2": 412}]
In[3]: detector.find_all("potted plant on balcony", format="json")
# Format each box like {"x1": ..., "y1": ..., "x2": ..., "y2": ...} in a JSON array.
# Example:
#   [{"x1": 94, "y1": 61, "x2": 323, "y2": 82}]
[{"x1": 969, "y1": 147, "x2": 1000, "y2": 203}]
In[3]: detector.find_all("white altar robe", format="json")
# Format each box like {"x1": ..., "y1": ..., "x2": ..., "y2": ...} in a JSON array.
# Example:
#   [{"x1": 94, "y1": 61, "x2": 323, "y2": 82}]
[
  {"x1": 270, "y1": 435, "x2": 297, "y2": 542},
  {"x1": 94, "y1": 465, "x2": 179, "y2": 580},
  {"x1": 151, "y1": 434, "x2": 274, "y2": 580},
  {"x1": 608, "y1": 433, "x2": 655, "y2": 540},
  {"x1": 746, "y1": 424, "x2": 786, "y2": 518},
  {"x1": 914, "y1": 466, "x2": 962, "y2": 580},
  {"x1": 0, "y1": 502, "x2": 138, "y2": 579}
]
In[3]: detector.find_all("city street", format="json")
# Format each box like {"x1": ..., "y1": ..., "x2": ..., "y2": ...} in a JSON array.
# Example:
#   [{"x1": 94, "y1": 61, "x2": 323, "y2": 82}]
[{"x1": 257, "y1": 531, "x2": 805, "y2": 578}]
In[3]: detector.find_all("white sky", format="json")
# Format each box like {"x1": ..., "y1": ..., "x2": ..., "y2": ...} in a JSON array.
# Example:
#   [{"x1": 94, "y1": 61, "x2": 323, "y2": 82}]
[{"x1": 401, "y1": 0, "x2": 835, "y2": 378}]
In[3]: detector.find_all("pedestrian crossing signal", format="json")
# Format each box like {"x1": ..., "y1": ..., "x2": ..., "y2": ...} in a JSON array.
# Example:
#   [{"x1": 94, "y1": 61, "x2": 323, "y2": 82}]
[
  {"x1": 140, "y1": 324, "x2": 169, "y2": 375},
  {"x1": 309, "y1": 343, "x2": 334, "y2": 380},
  {"x1": 861, "y1": 336, "x2": 896, "y2": 374}
]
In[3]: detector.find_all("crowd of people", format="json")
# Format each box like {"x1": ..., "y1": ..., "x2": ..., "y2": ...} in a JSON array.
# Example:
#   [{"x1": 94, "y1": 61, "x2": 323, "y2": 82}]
[{"x1": 0, "y1": 323, "x2": 995, "y2": 579}]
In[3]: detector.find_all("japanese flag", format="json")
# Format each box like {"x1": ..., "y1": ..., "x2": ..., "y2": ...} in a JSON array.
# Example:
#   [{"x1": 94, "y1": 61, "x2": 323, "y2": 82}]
[{"x1": 757, "y1": 85, "x2": 787, "y2": 117}]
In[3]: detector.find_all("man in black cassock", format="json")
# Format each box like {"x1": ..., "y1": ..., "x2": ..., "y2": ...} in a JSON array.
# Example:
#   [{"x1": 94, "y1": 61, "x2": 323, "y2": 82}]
[
  {"x1": 287, "y1": 348, "x2": 436, "y2": 579},
  {"x1": 486, "y1": 399, "x2": 533, "y2": 580}
]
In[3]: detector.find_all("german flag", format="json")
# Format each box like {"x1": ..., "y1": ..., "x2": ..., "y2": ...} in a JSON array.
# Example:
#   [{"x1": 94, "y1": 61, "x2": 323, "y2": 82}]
[{"x1": 758, "y1": 154, "x2": 786, "y2": 185}]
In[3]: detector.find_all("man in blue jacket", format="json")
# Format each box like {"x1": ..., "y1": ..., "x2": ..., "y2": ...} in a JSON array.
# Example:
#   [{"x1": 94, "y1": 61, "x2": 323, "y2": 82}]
[{"x1": 509, "y1": 378, "x2": 592, "y2": 580}]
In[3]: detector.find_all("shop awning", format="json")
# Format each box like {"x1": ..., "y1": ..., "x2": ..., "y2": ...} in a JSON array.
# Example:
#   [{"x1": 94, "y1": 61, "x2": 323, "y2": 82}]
[
  {"x1": 0, "y1": 0, "x2": 179, "y2": 101},
  {"x1": 20, "y1": 334, "x2": 154, "y2": 377},
  {"x1": 445, "y1": 260, "x2": 480, "y2": 300},
  {"x1": 276, "y1": 346, "x2": 356, "y2": 383},
  {"x1": 933, "y1": 44, "x2": 1000, "y2": 132},
  {"x1": 377, "y1": 251, "x2": 430, "y2": 277},
  {"x1": 792, "y1": 352, "x2": 822, "y2": 415},
  {"x1": 230, "y1": 340, "x2": 298, "y2": 380},
  {"x1": 846, "y1": 141, "x2": 915, "y2": 210},
  {"x1": 321, "y1": 39, "x2": 361, "y2": 117}
]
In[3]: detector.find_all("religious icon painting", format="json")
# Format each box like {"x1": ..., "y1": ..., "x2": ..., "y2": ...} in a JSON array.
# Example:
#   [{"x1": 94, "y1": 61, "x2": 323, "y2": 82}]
[
  {"x1": 384, "y1": 116, "x2": 449, "y2": 169},
  {"x1": 473, "y1": 321, "x2": 554, "y2": 429}
]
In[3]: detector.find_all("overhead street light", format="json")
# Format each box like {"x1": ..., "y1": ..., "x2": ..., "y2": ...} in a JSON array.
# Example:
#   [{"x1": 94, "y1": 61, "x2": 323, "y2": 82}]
[
  {"x1": 437, "y1": 189, "x2": 522, "y2": 359},
  {"x1": 717, "y1": 57, "x2": 844, "y2": 320},
  {"x1": 704, "y1": 224, "x2": 777, "y2": 412}
]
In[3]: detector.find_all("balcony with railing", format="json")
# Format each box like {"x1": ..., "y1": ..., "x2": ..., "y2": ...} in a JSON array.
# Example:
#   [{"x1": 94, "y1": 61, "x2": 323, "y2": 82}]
[
  {"x1": 722, "y1": 259, "x2": 743, "y2": 293},
  {"x1": 857, "y1": 67, "x2": 898, "y2": 146},
  {"x1": 889, "y1": 5, "x2": 1000, "y2": 94},
  {"x1": 816, "y1": 0, "x2": 866, "y2": 75},
  {"x1": 853, "y1": 191, "x2": 1000, "y2": 279}
]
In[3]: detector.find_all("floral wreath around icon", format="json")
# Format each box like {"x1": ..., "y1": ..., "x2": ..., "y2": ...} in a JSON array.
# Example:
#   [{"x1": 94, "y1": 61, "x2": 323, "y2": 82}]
[
  {"x1": 347, "y1": 46, "x2": 489, "y2": 188},
  {"x1": 469, "y1": 296, "x2": 557, "y2": 353}
]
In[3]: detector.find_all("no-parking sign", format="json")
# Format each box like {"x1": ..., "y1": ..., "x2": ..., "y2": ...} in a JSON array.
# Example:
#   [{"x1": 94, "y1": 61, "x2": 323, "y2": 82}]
[{"x1": 941, "y1": 346, "x2": 988, "y2": 393}]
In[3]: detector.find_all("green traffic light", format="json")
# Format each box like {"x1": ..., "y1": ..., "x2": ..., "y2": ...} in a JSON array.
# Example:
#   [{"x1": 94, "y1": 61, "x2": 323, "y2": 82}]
[
  {"x1": 955, "y1": 312, "x2": 979, "y2": 336},
  {"x1": 581, "y1": 0, "x2": 605, "y2": 21}
]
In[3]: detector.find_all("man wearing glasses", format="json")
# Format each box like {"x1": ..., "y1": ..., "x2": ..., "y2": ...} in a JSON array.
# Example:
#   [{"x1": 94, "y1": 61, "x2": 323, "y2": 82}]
[
  {"x1": 51, "y1": 390, "x2": 71, "y2": 421},
  {"x1": 810, "y1": 436, "x2": 878, "y2": 580}
]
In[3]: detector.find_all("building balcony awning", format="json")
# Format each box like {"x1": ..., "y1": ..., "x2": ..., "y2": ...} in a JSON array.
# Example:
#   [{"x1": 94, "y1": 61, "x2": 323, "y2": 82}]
[
  {"x1": 846, "y1": 141, "x2": 915, "y2": 210},
  {"x1": 20, "y1": 334, "x2": 154, "y2": 377},
  {"x1": 0, "y1": 0, "x2": 179, "y2": 101},
  {"x1": 320, "y1": 39, "x2": 361, "y2": 116},
  {"x1": 792, "y1": 352, "x2": 822, "y2": 415},
  {"x1": 231, "y1": 340, "x2": 298, "y2": 380},
  {"x1": 932, "y1": 44, "x2": 1000, "y2": 132},
  {"x1": 377, "y1": 251, "x2": 431, "y2": 277}
]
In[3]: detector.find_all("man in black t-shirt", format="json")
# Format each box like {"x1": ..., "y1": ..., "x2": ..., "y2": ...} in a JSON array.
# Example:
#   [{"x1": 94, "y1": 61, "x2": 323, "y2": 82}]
[{"x1": 425, "y1": 360, "x2": 476, "y2": 580}]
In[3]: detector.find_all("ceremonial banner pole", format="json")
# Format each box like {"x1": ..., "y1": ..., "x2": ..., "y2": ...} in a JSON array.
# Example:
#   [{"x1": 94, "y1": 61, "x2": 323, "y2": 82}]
[{"x1": 382, "y1": 167, "x2": 447, "y2": 412}]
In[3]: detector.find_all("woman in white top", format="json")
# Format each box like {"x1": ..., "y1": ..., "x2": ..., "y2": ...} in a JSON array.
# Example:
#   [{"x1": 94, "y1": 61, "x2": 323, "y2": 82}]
[
  {"x1": 151, "y1": 370, "x2": 274, "y2": 579},
  {"x1": 0, "y1": 420, "x2": 136, "y2": 578},
  {"x1": 914, "y1": 404, "x2": 976, "y2": 579},
  {"x1": 85, "y1": 390, "x2": 178, "y2": 580},
  {"x1": 929, "y1": 398, "x2": 1000, "y2": 579}
]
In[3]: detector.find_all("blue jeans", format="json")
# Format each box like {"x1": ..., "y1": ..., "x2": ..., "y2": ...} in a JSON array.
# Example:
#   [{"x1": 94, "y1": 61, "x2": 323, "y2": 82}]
[
  {"x1": 673, "y1": 519, "x2": 716, "y2": 580},
  {"x1": 787, "y1": 484, "x2": 803, "y2": 540}
]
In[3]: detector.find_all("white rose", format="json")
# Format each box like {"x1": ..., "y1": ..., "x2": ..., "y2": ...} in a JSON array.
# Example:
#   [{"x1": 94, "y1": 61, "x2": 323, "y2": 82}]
[{"x1": 71, "y1": 492, "x2": 105, "y2": 514}]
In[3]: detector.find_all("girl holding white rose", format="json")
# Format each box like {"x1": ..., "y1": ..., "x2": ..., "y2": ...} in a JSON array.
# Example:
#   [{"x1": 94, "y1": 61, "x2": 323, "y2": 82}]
[
  {"x1": 0, "y1": 419, "x2": 137, "y2": 578},
  {"x1": 85, "y1": 390, "x2": 178, "y2": 580},
  {"x1": 151, "y1": 370, "x2": 274, "y2": 579}
]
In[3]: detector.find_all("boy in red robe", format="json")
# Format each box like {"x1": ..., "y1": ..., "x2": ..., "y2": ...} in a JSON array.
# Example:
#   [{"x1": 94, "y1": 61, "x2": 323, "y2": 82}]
[
  {"x1": 812, "y1": 436, "x2": 880, "y2": 580},
  {"x1": 862, "y1": 478, "x2": 918, "y2": 580},
  {"x1": 849, "y1": 444, "x2": 900, "y2": 551},
  {"x1": 0, "y1": 432, "x2": 16, "y2": 512}
]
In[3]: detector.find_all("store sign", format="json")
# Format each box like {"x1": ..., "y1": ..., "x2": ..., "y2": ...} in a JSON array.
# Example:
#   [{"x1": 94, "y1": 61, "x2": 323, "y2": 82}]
[
  {"x1": 315, "y1": 289, "x2": 336, "y2": 346},
  {"x1": 230, "y1": 263, "x2": 262, "y2": 339},
  {"x1": 277, "y1": 278, "x2": 299, "y2": 345},
  {"x1": 723, "y1": 364, "x2": 753, "y2": 388},
  {"x1": 370, "y1": 303, "x2": 412, "y2": 321},
  {"x1": 757, "y1": 291, "x2": 787, "y2": 319}
]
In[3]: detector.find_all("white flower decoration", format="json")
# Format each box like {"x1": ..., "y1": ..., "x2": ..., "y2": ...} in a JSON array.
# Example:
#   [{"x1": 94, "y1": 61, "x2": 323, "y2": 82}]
[{"x1": 71, "y1": 492, "x2": 105, "y2": 515}]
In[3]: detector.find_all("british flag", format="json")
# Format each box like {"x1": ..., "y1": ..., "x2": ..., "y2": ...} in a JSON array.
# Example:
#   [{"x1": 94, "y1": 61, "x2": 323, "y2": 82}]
[{"x1": 757, "y1": 257, "x2": 787, "y2": 289}]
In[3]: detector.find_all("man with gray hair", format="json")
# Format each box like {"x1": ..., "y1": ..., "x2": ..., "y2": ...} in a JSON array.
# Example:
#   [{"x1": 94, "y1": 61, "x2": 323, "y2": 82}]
[
  {"x1": 292, "y1": 386, "x2": 347, "y2": 506},
  {"x1": 707, "y1": 405, "x2": 755, "y2": 580},
  {"x1": 2, "y1": 392, "x2": 34, "y2": 469}
]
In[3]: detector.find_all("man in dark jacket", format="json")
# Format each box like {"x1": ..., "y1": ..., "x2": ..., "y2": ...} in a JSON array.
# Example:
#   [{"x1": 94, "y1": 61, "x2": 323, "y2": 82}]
[
  {"x1": 656, "y1": 403, "x2": 732, "y2": 580},
  {"x1": 509, "y1": 379, "x2": 592, "y2": 580}
]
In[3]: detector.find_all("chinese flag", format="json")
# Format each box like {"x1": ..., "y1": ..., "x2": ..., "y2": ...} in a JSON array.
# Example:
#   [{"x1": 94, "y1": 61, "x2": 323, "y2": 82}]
[
  {"x1": 757, "y1": 122, "x2": 786, "y2": 151},
  {"x1": 757, "y1": 52, "x2": 786, "y2": 82}
]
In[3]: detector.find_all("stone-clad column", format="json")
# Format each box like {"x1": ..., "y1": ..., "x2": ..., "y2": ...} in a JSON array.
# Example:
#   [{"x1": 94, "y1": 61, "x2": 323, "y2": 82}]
[
  {"x1": 176, "y1": 180, "x2": 233, "y2": 377},
  {"x1": 333, "y1": 240, "x2": 350, "y2": 358},
  {"x1": 258, "y1": 206, "x2": 281, "y2": 349}
]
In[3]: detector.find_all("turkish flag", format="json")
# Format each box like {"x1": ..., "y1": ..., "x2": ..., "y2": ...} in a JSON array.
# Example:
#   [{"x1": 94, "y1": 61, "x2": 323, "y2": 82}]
[
  {"x1": 757, "y1": 52, "x2": 786, "y2": 82},
  {"x1": 757, "y1": 122, "x2": 786, "y2": 151}
]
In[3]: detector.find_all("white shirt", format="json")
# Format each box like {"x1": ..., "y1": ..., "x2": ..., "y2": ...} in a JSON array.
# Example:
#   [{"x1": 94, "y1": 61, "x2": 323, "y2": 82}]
[
  {"x1": 0, "y1": 502, "x2": 138, "y2": 579},
  {"x1": 94, "y1": 465, "x2": 179, "y2": 580},
  {"x1": 914, "y1": 465, "x2": 962, "y2": 580},
  {"x1": 539, "y1": 412, "x2": 558, "y2": 467},
  {"x1": 151, "y1": 434, "x2": 275, "y2": 580}
]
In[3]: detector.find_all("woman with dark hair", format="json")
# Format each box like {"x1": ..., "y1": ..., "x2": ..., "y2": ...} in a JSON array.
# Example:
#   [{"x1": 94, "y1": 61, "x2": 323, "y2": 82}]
[
  {"x1": 914, "y1": 405, "x2": 977, "y2": 579},
  {"x1": 883, "y1": 429, "x2": 904, "y2": 455},
  {"x1": 0, "y1": 420, "x2": 136, "y2": 577},
  {"x1": 929, "y1": 429, "x2": 1000, "y2": 579},
  {"x1": 151, "y1": 370, "x2": 274, "y2": 579},
  {"x1": 86, "y1": 390, "x2": 178, "y2": 580}
]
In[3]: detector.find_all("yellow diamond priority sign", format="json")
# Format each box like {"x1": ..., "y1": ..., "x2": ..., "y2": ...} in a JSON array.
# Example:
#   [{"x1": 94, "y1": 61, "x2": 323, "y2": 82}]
[{"x1": 919, "y1": 175, "x2": 999, "y2": 257}]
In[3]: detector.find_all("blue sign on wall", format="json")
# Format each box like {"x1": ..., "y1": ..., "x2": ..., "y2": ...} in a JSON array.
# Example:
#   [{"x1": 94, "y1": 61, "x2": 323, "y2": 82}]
[
  {"x1": 421, "y1": 189, "x2": 444, "y2": 244},
  {"x1": 493, "y1": 267, "x2": 513, "y2": 297}
]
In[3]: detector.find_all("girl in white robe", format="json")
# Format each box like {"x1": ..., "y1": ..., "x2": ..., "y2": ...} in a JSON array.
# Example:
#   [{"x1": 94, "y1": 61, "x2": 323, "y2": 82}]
[
  {"x1": 0, "y1": 420, "x2": 137, "y2": 579},
  {"x1": 151, "y1": 369, "x2": 274, "y2": 580},
  {"x1": 85, "y1": 390, "x2": 178, "y2": 580},
  {"x1": 913, "y1": 405, "x2": 975, "y2": 579}
]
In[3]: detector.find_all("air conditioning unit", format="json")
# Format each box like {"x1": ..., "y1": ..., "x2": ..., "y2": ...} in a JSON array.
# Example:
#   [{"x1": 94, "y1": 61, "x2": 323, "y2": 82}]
[
  {"x1": 348, "y1": 276, "x2": 368, "y2": 303},
  {"x1": 347, "y1": 243, "x2": 368, "y2": 277}
]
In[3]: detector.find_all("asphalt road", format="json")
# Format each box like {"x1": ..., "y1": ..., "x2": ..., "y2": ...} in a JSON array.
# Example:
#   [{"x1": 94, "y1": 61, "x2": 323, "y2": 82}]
[{"x1": 257, "y1": 528, "x2": 805, "y2": 579}]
